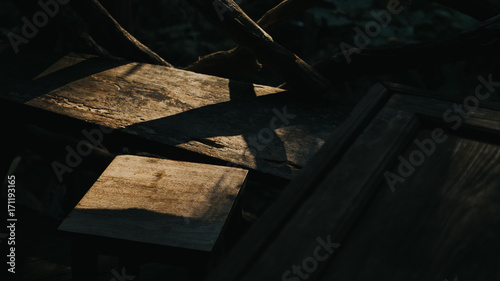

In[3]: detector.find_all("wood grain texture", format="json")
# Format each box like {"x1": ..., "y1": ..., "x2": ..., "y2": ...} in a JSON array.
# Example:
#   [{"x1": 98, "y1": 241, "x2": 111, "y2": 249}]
[
  {"x1": 206, "y1": 85, "x2": 500, "y2": 281},
  {"x1": 240, "y1": 104, "x2": 421, "y2": 281},
  {"x1": 58, "y1": 155, "x2": 248, "y2": 252},
  {"x1": 320, "y1": 131, "x2": 500, "y2": 281},
  {"x1": 184, "y1": 0, "x2": 321, "y2": 76},
  {"x1": 0, "y1": 49, "x2": 350, "y2": 180},
  {"x1": 205, "y1": 83, "x2": 393, "y2": 281}
]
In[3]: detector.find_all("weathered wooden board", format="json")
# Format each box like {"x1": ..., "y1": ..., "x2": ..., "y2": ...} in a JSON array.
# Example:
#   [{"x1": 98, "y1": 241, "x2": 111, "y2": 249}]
[
  {"x1": 319, "y1": 131, "x2": 500, "y2": 281},
  {"x1": 206, "y1": 84, "x2": 500, "y2": 281},
  {"x1": 58, "y1": 155, "x2": 248, "y2": 252},
  {"x1": 0, "y1": 45, "x2": 350, "y2": 180}
]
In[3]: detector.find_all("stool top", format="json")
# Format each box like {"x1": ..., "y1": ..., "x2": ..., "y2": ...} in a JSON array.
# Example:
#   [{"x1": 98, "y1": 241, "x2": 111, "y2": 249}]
[{"x1": 58, "y1": 155, "x2": 248, "y2": 252}]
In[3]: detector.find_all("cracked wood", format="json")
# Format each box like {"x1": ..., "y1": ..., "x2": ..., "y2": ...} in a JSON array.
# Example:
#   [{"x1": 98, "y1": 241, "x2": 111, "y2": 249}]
[{"x1": 0, "y1": 47, "x2": 349, "y2": 180}]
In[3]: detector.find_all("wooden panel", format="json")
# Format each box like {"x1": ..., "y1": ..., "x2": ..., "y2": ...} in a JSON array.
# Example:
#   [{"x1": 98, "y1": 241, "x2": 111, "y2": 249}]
[
  {"x1": 58, "y1": 155, "x2": 248, "y2": 252},
  {"x1": 0, "y1": 47, "x2": 350, "y2": 180},
  {"x1": 204, "y1": 83, "x2": 393, "y2": 281},
  {"x1": 240, "y1": 104, "x2": 421, "y2": 281},
  {"x1": 206, "y1": 84, "x2": 500, "y2": 281},
  {"x1": 320, "y1": 131, "x2": 500, "y2": 281}
]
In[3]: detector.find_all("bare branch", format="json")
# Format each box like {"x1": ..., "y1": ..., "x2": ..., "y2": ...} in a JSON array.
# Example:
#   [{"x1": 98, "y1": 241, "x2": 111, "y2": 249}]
[
  {"x1": 187, "y1": 0, "x2": 329, "y2": 92},
  {"x1": 71, "y1": 0, "x2": 172, "y2": 67},
  {"x1": 257, "y1": 0, "x2": 321, "y2": 30}
]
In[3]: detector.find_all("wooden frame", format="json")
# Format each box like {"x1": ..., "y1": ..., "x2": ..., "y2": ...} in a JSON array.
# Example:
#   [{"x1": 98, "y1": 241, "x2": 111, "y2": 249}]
[{"x1": 206, "y1": 83, "x2": 500, "y2": 281}]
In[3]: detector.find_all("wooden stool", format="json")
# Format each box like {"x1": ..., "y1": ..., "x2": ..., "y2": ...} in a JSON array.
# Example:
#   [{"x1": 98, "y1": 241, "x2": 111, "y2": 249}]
[{"x1": 58, "y1": 155, "x2": 248, "y2": 281}]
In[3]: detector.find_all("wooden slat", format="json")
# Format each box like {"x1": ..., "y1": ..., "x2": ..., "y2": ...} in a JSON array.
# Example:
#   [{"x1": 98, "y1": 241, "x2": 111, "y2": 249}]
[
  {"x1": 58, "y1": 155, "x2": 248, "y2": 252},
  {"x1": 206, "y1": 84, "x2": 500, "y2": 281},
  {"x1": 433, "y1": 0, "x2": 500, "y2": 21},
  {"x1": 0, "y1": 48, "x2": 350, "y2": 180},
  {"x1": 205, "y1": 83, "x2": 393, "y2": 281},
  {"x1": 184, "y1": 0, "x2": 321, "y2": 77},
  {"x1": 320, "y1": 132, "x2": 500, "y2": 281},
  {"x1": 239, "y1": 105, "x2": 420, "y2": 281},
  {"x1": 186, "y1": 0, "x2": 331, "y2": 94}
]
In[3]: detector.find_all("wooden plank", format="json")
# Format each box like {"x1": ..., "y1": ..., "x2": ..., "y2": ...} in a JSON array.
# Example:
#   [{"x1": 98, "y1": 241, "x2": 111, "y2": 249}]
[
  {"x1": 320, "y1": 132, "x2": 500, "y2": 281},
  {"x1": 0, "y1": 48, "x2": 350, "y2": 180},
  {"x1": 206, "y1": 84, "x2": 500, "y2": 280},
  {"x1": 16, "y1": 206, "x2": 72, "y2": 281},
  {"x1": 58, "y1": 155, "x2": 248, "y2": 252},
  {"x1": 205, "y1": 83, "x2": 393, "y2": 281}
]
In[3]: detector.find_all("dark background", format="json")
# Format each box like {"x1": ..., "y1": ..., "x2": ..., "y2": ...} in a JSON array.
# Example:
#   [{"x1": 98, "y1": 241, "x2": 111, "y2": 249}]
[
  {"x1": 0, "y1": 1, "x2": 499, "y2": 280},
  {"x1": 1, "y1": 0, "x2": 497, "y2": 99}
]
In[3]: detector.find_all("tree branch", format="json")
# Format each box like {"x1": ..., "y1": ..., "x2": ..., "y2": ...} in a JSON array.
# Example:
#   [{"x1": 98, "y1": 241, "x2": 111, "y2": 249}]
[
  {"x1": 184, "y1": 47, "x2": 261, "y2": 77},
  {"x1": 432, "y1": 0, "x2": 500, "y2": 21},
  {"x1": 256, "y1": 0, "x2": 321, "y2": 30},
  {"x1": 71, "y1": 0, "x2": 172, "y2": 67},
  {"x1": 184, "y1": 0, "x2": 325, "y2": 92}
]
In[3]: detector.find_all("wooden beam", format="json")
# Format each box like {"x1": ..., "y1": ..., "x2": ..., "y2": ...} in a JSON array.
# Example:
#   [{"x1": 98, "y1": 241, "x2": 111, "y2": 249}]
[
  {"x1": 185, "y1": 0, "x2": 331, "y2": 94},
  {"x1": 183, "y1": 47, "x2": 262, "y2": 78}
]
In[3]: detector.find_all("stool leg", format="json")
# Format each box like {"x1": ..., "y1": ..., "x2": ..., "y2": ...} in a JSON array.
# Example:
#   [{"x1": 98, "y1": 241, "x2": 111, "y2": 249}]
[{"x1": 71, "y1": 239, "x2": 98, "y2": 281}]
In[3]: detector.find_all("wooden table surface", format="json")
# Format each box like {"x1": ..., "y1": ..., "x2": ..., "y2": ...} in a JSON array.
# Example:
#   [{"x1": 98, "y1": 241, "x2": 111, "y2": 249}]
[
  {"x1": 58, "y1": 155, "x2": 248, "y2": 252},
  {"x1": 0, "y1": 43, "x2": 350, "y2": 180}
]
